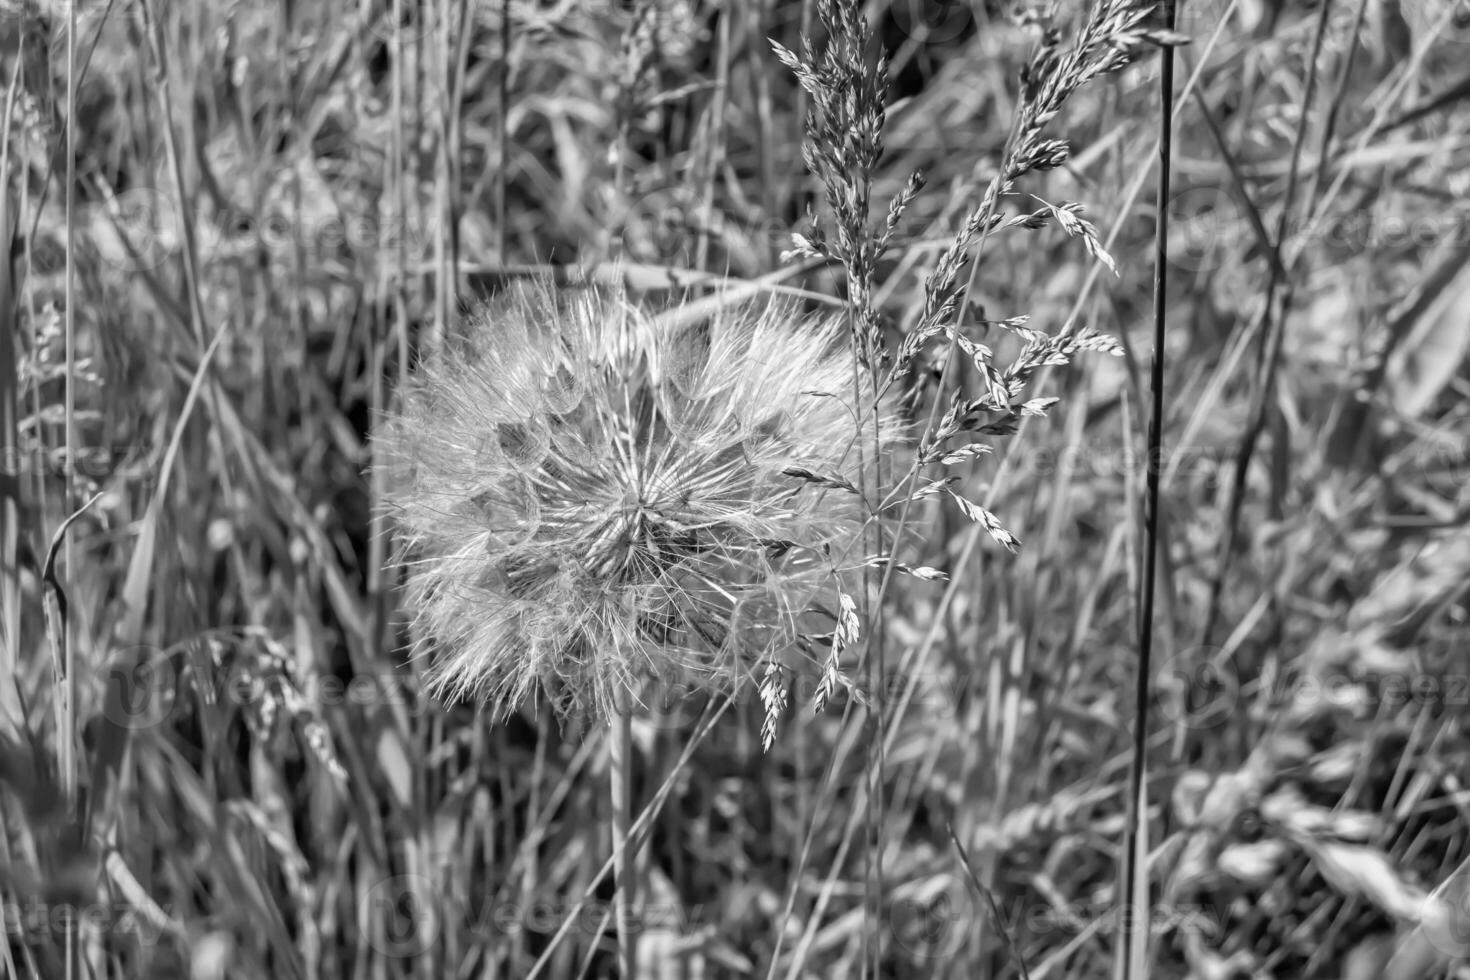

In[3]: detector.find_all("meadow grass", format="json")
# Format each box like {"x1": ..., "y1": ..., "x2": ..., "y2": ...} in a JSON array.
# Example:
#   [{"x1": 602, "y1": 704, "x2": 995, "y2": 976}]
[{"x1": 2, "y1": 1, "x2": 1469, "y2": 978}]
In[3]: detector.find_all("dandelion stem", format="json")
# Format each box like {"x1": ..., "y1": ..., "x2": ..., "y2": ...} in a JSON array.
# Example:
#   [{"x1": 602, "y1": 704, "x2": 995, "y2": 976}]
[{"x1": 609, "y1": 704, "x2": 638, "y2": 979}]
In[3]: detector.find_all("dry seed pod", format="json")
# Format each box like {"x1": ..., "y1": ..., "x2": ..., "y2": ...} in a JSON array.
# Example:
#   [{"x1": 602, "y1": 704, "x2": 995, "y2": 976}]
[{"x1": 377, "y1": 279, "x2": 898, "y2": 724}]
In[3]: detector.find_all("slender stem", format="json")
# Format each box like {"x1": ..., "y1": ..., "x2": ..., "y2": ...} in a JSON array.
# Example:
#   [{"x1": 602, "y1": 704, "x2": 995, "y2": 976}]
[
  {"x1": 1120, "y1": 3, "x2": 1178, "y2": 978},
  {"x1": 61, "y1": 17, "x2": 78, "y2": 980},
  {"x1": 609, "y1": 705, "x2": 638, "y2": 978},
  {"x1": 497, "y1": 0, "x2": 510, "y2": 262},
  {"x1": 0, "y1": 50, "x2": 20, "y2": 746}
]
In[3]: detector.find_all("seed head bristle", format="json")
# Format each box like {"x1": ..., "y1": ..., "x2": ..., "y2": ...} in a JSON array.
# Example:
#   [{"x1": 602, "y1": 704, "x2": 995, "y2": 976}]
[{"x1": 378, "y1": 279, "x2": 898, "y2": 724}]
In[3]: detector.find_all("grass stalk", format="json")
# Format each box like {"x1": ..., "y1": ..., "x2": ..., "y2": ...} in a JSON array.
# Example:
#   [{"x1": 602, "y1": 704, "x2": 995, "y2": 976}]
[
  {"x1": 0, "y1": 29, "x2": 22, "y2": 744},
  {"x1": 609, "y1": 704, "x2": 638, "y2": 979},
  {"x1": 497, "y1": 0, "x2": 510, "y2": 261},
  {"x1": 1118, "y1": 3, "x2": 1179, "y2": 978},
  {"x1": 19, "y1": 3, "x2": 1469, "y2": 977},
  {"x1": 1202, "y1": 0, "x2": 1335, "y2": 645},
  {"x1": 59, "y1": 2, "x2": 79, "y2": 921}
]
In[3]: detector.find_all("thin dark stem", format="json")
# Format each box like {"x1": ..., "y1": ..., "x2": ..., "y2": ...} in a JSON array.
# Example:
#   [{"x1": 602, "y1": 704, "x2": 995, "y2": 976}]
[
  {"x1": 60, "y1": 0, "x2": 78, "y2": 866},
  {"x1": 497, "y1": 0, "x2": 509, "y2": 262},
  {"x1": 1120, "y1": 1, "x2": 1178, "y2": 977},
  {"x1": 609, "y1": 706, "x2": 637, "y2": 979},
  {"x1": 950, "y1": 825, "x2": 1031, "y2": 980}
]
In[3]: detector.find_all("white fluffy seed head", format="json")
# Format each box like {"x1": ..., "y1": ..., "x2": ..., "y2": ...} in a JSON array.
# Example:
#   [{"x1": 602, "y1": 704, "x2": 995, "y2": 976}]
[{"x1": 377, "y1": 279, "x2": 897, "y2": 723}]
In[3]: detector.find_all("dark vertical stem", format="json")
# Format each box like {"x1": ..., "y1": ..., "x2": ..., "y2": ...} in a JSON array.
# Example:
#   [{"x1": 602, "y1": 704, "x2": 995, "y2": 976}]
[
  {"x1": 609, "y1": 706, "x2": 638, "y2": 979},
  {"x1": 1120, "y1": 1, "x2": 1178, "y2": 977},
  {"x1": 497, "y1": 0, "x2": 510, "y2": 262},
  {"x1": 0, "y1": 59, "x2": 20, "y2": 744},
  {"x1": 433, "y1": 0, "x2": 450, "y2": 346},
  {"x1": 60, "y1": 0, "x2": 78, "y2": 818}
]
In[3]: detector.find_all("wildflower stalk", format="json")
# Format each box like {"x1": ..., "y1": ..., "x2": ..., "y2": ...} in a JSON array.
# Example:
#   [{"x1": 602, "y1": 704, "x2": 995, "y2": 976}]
[
  {"x1": 380, "y1": 279, "x2": 891, "y2": 974},
  {"x1": 772, "y1": 4, "x2": 1186, "y2": 971},
  {"x1": 1122, "y1": 3, "x2": 1180, "y2": 977},
  {"x1": 771, "y1": 4, "x2": 918, "y2": 960},
  {"x1": 608, "y1": 698, "x2": 637, "y2": 980},
  {"x1": 773, "y1": 1, "x2": 1180, "y2": 613},
  {"x1": 61, "y1": 0, "x2": 78, "y2": 818},
  {"x1": 602, "y1": 12, "x2": 658, "y2": 973}
]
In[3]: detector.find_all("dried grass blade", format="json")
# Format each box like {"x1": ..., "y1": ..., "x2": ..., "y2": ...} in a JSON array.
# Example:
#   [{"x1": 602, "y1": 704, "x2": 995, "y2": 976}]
[{"x1": 84, "y1": 325, "x2": 229, "y2": 842}]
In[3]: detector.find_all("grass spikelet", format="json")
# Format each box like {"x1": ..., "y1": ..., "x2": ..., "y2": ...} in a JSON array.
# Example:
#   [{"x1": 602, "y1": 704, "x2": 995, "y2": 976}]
[{"x1": 378, "y1": 278, "x2": 896, "y2": 727}]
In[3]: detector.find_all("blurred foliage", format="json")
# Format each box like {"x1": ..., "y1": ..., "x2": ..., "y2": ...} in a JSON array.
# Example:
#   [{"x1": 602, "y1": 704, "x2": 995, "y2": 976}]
[{"x1": 2, "y1": 0, "x2": 1468, "y2": 977}]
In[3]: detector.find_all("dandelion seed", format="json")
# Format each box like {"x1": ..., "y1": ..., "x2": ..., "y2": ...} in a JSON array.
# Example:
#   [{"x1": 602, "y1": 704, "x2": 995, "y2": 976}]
[{"x1": 377, "y1": 279, "x2": 894, "y2": 726}]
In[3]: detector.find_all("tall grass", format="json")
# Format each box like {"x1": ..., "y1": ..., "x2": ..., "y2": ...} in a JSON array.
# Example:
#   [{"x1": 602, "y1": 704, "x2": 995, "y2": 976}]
[{"x1": 2, "y1": 1, "x2": 1469, "y2": 978}]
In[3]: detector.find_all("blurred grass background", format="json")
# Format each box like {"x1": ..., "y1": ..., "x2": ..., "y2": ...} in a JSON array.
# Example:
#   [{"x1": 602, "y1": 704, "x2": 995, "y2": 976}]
[{"x1": 2, "y1": 0, "x2": 1470, "y2": 977}]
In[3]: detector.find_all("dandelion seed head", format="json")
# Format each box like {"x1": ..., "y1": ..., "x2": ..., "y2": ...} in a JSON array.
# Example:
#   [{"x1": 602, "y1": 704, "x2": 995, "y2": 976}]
[{"x1": 378, "y1": 279, "x2": 895, "y2": 723}]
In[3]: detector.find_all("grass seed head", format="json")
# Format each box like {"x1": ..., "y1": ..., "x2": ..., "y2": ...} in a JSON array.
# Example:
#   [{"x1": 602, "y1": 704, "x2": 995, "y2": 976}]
[{"x1": 378, "y1": 279, "x2": 893, "y2": 725}]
